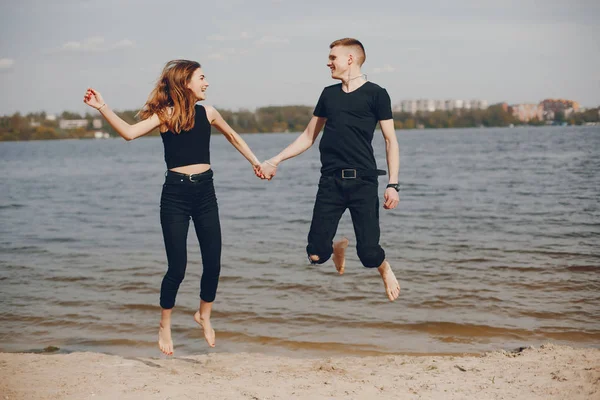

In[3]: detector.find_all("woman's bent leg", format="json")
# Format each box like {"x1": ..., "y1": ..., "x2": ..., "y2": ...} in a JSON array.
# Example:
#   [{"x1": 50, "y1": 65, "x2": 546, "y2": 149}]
[
  {"x1": 160, "y1": 191, "x2": 191, "y2": 309},
  {"x1": 191, "y1": 178, "x2": 221, "y2": 347},
  {"x1": 158, "y1": 182, "x2": 192, "y2": 354},
  {"x1": 191, "y1": 182, "x2": 222, "y2": 303}
]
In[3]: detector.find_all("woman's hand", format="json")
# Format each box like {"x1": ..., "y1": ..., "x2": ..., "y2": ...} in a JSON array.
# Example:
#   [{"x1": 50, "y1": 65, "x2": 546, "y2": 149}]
[
  {"x1": 260, "y1": 160, "x2": 278, "y2": 180},
  {"x1": 83, "y1": 88, "x2": 105, "y2": 110}
]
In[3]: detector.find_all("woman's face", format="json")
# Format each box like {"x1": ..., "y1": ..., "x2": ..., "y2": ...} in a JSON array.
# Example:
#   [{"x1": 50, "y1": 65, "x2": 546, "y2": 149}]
[{"x1": 187, "y1": 68, "x2": 209, "y2": 101}]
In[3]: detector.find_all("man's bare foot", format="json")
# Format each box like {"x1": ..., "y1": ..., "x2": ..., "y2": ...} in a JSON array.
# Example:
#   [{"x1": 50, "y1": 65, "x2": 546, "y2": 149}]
[
  {"x1": 194, "y1": 311, "x2": 216, "y2": 347},
  {"x1": 332, "y1": 237, "x2": 349, "y2": 274},
  {"x1": 158, "y1": 322, "x2": 174, "y2": 355},
  {"x1": 378, "y1": 261, "x2": 401, "y2": 301}
]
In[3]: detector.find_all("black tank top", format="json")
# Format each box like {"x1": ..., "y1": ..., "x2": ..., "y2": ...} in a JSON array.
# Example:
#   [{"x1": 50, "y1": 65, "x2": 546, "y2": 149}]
[{"x1": 160, "y1": 105, "x2": 211, "y2": 169}]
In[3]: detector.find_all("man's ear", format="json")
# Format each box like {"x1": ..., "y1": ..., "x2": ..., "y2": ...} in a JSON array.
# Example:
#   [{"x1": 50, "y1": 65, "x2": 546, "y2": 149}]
[{"x1": 348, "y1": 54, "x2": 354, "y2": 65}]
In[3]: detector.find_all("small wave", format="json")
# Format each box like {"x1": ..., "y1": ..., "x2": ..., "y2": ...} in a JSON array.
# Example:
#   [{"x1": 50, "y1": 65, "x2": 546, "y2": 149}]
[
  {"x1": 71, "y1": 338, "x2": 155, "y2": 347},
  {"x1": 112, "y1": 303, "x2": 159, "y2": 312},
  {"x1": 286, "y1": 219, "x2": 311, "y2": 224},
  {"x1": 452, "y1": 258, "x2": 491, "y2": 264},
  {"x1": 489, "y1": 265, "x2": 548, "y2": 272},
  {"x1": 43, "y1": 237, "x2": 77, "y2": 243},
  {"x1": 505, "y1": 249, "x2": 600, "y2": 259},
  {"x1": 45, "y1": 276, "x2": 92, "y2": 283},
  {"x1": 234, "y1": 257, "x2": 271, "y2": 265},
  {"x1": 0, "y1": 204, "x2": 26, "y2": 210},
  {"x1": 192, "y1": 330, "x2": 389, "y2": 357},
  {"x1": 565, "y1": 265, "x2": 599, "y2": 273}
]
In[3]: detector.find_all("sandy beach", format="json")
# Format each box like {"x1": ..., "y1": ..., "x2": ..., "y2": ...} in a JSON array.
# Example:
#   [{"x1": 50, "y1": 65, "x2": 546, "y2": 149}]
[{"x1": 1, "y1": 343, "x2": 598, "y2": 400}]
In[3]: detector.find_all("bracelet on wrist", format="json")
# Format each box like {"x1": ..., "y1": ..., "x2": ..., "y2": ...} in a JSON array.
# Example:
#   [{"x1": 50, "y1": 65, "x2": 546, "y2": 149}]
[
  {"x1": 265, "y1": 160, "x2": 278, "y2": 168},
  {"x1": 97, "y1": 103, "x2": 106, "y2": 111}
]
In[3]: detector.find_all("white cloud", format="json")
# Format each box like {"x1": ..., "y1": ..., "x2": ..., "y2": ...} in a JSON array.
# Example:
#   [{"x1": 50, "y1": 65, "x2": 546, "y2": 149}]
[
  {"x1": 207, "y1": 48, "x2": 238, "y2": 61},
  {"x1": 208, "y1": 53, "x2": 226, "y2": 60},
  {"x1": 52, "y1": 37, "x2": 135, "y2": 53},
  {"x1": 114, "y1": 39, "x2": 135, "y2": 49},
  {"x1": 207, "y1": 32, "x2": 252, "y2": 41},
  {"x1": 207, "y1": 34, "x2": 228, "y2": 41},
  {"x1": 254, "y1": 36, "x2": 290, "y2": 46},
  {"x1": 0, "y1": 58, "x2": 15, "y2": 69},
  {"x1": 371, "y1": 64, "x2": 395, "y2": 74}
]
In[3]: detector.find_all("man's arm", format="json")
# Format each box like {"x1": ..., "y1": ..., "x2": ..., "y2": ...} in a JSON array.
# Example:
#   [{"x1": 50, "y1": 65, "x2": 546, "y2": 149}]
[
  {"x1": 380, "y1": 119, "x2": 400, "y2": 210},
  {"x1": 261, "y1": 116, "x2": 327, "y2": 178}
]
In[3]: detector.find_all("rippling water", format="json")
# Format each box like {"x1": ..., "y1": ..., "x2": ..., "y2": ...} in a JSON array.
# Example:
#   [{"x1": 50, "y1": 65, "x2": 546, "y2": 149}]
[{"x1": 1, "y1": 126, "x2": 599, "y2": 357}]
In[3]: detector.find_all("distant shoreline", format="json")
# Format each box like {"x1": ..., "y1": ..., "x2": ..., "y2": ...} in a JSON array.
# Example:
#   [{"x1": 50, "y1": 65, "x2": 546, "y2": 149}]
[{"x1": 2, "y1": 124, "x2": 598, "y2": 143}]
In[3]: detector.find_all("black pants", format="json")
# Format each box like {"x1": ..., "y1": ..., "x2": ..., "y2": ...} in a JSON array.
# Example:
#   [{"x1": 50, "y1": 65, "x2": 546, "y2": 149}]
[
  {"x1": 307, "y1": 174, "x2": 385, "y2": 268},
  {"x1": 159, "y1": 169, "x2": 221, "y2": 309}
]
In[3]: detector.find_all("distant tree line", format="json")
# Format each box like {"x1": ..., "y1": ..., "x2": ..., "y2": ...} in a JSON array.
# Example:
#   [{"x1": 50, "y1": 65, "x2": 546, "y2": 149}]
[{"x1": 1, "y1": 105, "x2": 598, "y2": 141}]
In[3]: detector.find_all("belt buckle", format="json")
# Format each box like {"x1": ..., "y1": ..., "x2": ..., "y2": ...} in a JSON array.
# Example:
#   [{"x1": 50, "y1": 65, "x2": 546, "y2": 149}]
[
  {"x1": 341, "y1": 169, "x2": 356, "y2": 179},
  {"x1": 188, "y1": 174, "x2": 196, "y2": 182}
]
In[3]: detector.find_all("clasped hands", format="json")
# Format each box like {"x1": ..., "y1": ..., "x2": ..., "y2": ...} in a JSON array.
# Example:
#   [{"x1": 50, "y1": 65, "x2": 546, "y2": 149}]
[{"x1": 253, "y1": 160, "x2": 278, "y2": 180}]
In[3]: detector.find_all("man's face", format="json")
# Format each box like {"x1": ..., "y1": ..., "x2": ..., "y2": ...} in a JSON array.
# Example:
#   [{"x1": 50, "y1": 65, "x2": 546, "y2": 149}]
[{"x1": 327, "y1": 46, "x2": 350, "y2": 80}]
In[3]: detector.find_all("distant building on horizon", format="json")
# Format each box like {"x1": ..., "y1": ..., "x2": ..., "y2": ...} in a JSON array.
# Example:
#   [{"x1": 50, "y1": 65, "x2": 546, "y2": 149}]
[
  {"x1": 59, "y1": 118, "x2": 102, "y2": 130},
  {"x1": 510, "y1": 104, "x2": 543, "y2": 122},
  {"x1": 540, "y1": 98, "x2": 579, "y2": 118},
  {"x1": 510, "y1": 98, "x2": 580, "y2": 122},
  {"x1": 393, "y1": 99, "x2": 488, "y2": 114},
  {"x1": 59, "y1": 119, "x2": 88, "y2": 130}
]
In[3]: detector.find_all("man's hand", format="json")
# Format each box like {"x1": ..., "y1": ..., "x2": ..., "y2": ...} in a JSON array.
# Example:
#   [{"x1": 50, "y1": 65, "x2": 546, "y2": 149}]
[
  {"x1": 253, "y1": 164, "x2": 267, "y2": 179},
  {"x1": 383, "y1": 187, "x2": 399, "y2": 209},
  {"x1": 259, "y1": 160, "x2": 278, "y2": 180}
]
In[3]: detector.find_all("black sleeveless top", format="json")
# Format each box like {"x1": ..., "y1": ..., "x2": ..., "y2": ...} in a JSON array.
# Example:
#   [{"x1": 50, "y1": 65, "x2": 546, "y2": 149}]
[{"x1": 160, "y1": 105, "x2": 211, "y2": 169}]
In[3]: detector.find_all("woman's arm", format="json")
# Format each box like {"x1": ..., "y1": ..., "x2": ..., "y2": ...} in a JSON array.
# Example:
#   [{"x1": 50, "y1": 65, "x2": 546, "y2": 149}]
[
  {"x1": 84, "y1": 88, "x2": 161, "y2": 141},
  {"x1": 205, "y1": 105, "x2": 261, "y2": 167}
]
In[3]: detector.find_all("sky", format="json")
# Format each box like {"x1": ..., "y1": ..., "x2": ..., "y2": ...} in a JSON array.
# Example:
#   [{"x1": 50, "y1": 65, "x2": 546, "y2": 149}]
[{"x1": 0, "y1": 0, "x2": 599, "y2": 116}]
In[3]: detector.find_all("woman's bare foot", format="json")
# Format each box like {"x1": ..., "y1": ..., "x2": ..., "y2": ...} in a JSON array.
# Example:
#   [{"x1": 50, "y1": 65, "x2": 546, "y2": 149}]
[
  {"x1": 194, "y1": 311, "x2": 216, "y2": 347},
  {"x1": 332, "y1": 237, "x2": 349, "y2": 274},
  {"x1": 377, "y1": 261, "x2": 401, "y2": 301},
  {"x1": 158, "y1": 322, "x2": 174, "y2": 355}
]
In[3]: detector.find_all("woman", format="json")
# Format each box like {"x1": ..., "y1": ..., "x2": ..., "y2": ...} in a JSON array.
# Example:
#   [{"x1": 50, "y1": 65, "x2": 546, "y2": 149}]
[{"x1": 83, "y1": 60, "x2": 265, "y2": 355}]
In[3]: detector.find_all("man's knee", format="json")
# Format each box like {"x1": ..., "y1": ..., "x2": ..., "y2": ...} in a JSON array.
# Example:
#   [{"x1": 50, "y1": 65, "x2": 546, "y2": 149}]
[{"x1": 357, "y1": 245, "x2": 385, "y2": 268}]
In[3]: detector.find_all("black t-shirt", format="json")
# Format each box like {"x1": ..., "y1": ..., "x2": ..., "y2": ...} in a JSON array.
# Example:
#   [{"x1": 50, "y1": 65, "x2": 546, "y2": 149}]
[{"x1": 313, "y1": 81, "x2": 393, "y2": 174}]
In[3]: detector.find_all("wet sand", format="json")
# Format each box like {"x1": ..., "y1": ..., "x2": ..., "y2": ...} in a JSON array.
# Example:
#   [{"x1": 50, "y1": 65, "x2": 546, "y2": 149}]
[{"x1": 1, "y1": 343, "x2": 598, "y2": 400}]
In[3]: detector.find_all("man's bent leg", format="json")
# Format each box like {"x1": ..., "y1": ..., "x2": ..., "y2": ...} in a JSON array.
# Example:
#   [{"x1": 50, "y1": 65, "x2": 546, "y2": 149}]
[
  {"x1": 307, "y1": 176, "x2": 346, "y2": 265},
  {"x1": 348, "y1": 178, "x2": 400, "y2": 300}
]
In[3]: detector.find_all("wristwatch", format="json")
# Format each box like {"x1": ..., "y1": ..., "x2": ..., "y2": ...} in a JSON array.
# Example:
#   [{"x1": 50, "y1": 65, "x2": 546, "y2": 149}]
[{"x1": 386, "y1": 183, "x2": 400, "y2": 192}]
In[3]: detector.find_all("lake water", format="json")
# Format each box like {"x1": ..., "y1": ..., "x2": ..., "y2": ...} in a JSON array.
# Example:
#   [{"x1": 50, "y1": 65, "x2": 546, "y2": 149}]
[{"x1": 0, "y1": 126, "x2": 599, "y2": 357}]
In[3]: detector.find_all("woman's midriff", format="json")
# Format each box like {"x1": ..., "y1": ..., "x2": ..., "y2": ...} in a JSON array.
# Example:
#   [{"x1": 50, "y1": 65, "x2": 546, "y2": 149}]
[{"x1": 169, "y1": 163, "x2": 211, "y2": 175}]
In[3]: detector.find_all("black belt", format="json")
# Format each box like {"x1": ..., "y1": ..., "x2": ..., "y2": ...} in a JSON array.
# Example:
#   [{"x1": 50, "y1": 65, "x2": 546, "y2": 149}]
[
  {"x1": 328, "y1": 169, "x2": 387, "y2": 179},
  {"x1": 165, "y1": 169, "x2": 213, "y2": 183}
]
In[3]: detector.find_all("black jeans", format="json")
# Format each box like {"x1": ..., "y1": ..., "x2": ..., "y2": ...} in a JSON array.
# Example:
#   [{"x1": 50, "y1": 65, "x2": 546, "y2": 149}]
[
  {"x1": 159, "y1": 169, "x2": 221, "y2": 309},
  {"x1": 307, "y1": 174, "x2": 385, "y2": 268}
]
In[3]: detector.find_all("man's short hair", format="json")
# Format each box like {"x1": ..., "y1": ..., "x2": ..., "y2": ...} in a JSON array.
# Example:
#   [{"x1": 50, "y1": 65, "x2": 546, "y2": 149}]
[{"x1": 329, "y1": 38, "x2": 366, "y2": 66}]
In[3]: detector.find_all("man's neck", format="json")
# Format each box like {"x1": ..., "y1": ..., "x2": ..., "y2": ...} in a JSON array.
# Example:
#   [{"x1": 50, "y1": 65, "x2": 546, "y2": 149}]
[{"x1": 340, "y1": 70, "x2": 367, "y2": 93}]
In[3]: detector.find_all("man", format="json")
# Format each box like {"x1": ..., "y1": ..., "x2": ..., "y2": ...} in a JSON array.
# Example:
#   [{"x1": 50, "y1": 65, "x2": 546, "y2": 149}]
[{"x1": 260, "y1": 38, "x2": 401, "y2": 301}]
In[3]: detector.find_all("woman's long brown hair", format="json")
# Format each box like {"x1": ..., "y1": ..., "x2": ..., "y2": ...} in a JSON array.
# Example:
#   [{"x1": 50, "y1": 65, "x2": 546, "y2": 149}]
[{"x1": 138, "y1": 60, "x2": 200, "y2": 133}]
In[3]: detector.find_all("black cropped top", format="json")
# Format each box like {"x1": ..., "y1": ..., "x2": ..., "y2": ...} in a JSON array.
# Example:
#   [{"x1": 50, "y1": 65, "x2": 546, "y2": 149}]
[{"x1": 160, "y1": 105, "x2": 211, "y2": 169}]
